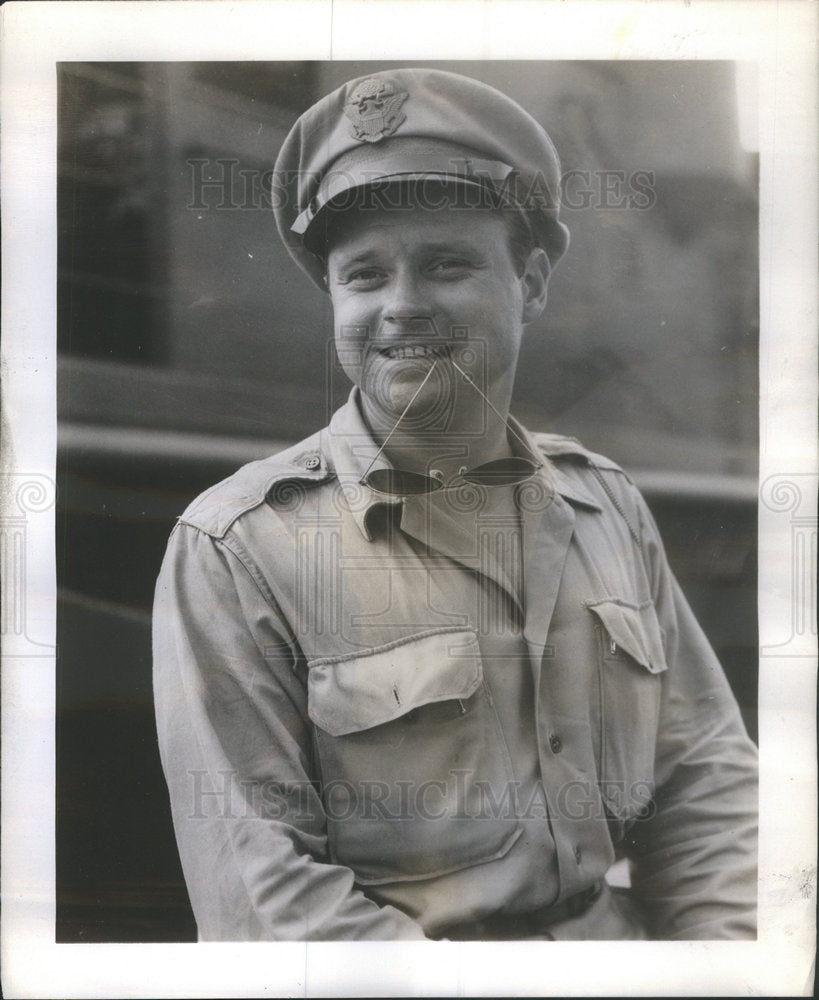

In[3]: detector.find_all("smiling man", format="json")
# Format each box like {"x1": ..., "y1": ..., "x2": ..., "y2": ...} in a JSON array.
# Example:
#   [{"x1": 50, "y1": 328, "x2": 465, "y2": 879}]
[
  {"x1": 152, "y1": 69, "x2": 758, "y2": 941},
  {"x1": 324, "y1": 193, "x2": 549, "y2": 490}
]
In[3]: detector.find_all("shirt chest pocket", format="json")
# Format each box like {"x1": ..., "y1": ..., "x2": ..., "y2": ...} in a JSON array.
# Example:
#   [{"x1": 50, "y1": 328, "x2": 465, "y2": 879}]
[
  {"x1": 587, "y1": 599, "x2": 668, "y2": 841},
  {"x1": 307, "y1": 627, "x2": 522, "y2": 885}
]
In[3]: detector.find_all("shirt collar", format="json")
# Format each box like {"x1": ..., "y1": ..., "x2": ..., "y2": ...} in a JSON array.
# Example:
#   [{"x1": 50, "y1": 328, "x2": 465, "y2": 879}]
[{"x1": 326, "y1": 388, "x2": 601, "y2": 541}]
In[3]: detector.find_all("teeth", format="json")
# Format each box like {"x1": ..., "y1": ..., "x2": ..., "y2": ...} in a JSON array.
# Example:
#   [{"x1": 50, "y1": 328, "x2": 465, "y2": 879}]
[{"x1": 384, "y1": 345, "x2": 443, "y2": 359}]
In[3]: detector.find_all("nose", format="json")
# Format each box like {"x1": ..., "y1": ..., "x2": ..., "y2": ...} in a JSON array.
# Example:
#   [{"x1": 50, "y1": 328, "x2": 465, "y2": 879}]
[{"x1": 382, "y1": 267, "x2": 432, "y2": 327}]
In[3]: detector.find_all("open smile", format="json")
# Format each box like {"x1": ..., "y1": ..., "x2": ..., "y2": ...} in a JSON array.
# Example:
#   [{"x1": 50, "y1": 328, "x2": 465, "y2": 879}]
[{"x1": 379, "y1": 344, "x2": 450, "y2": 360}]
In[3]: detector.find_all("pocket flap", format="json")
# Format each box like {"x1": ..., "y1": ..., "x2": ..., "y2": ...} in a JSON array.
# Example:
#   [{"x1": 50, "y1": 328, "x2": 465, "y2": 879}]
[
  {"x1": 307, "y1": 628, "x2": 482, "y2": 736},
  {"x1": 587, "y1": 599, "x2": 667, "y2": 674}
]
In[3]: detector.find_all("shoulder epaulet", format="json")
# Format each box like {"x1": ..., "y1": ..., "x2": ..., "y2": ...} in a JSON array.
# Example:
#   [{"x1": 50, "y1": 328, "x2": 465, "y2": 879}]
[
  {"x1": 178, "y1": 430, "x2": 334, "y2": 538},
  {"x1": 531, "y1": 431, "x2": 626, "y2": 475}
]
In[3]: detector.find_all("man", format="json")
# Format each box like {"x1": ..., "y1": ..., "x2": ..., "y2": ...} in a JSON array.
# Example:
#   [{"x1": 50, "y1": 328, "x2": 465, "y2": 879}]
[{"x1": 153, "y1": 68, "x2": 758, "y2": 941}]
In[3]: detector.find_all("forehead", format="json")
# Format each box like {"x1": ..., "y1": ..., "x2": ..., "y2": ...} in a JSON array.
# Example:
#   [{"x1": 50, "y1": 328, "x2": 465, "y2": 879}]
[{"x1": 325, "y1": 202, "x2": 508, "y2": 257}]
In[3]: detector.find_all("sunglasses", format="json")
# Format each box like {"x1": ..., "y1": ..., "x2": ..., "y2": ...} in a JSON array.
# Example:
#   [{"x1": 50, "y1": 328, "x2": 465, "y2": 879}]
[{"x1": 360, "y1": 357, "x2": 542, "y2": 497}]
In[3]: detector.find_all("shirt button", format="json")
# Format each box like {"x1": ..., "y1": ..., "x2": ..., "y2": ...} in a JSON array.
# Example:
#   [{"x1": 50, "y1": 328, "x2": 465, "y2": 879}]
[
  {"x1": 304, "y1": 455, "x2": 321, "y2": 470},
  {"x1": 549, "y1": 734, "x2": 563, "y2": 754},
  {"x1": 574, "y1": 845, "x2": 582, "y2": 864}
]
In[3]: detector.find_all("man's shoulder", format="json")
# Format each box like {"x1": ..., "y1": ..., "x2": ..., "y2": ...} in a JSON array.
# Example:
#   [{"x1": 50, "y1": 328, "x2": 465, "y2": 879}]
[
  {"x1": 177, "y1": 429, "x2": 334, "y2": 538},
  {"x1": 530, "y1": 431, "x2": 626, "y2": 476},
  {"x1": 531, "y1": 431, "x2": 646, "y2": 544}
]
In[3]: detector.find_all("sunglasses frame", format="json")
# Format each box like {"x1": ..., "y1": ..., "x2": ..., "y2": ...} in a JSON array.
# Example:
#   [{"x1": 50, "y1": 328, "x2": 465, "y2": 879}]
[{"x1": 362, "y1": 456, "x2": 542, "y2": 497}]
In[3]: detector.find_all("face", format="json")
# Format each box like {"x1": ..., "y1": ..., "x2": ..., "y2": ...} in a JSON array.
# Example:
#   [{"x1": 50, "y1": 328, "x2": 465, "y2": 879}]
[{"x1": 325, "y1": 204, "x2": 550, "y2": 427}]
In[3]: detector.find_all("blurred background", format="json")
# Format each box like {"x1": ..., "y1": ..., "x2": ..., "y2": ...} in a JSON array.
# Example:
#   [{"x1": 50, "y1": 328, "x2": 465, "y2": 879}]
[{"x1": 57, "y1": 61, "x2": 758, "y2": 942}]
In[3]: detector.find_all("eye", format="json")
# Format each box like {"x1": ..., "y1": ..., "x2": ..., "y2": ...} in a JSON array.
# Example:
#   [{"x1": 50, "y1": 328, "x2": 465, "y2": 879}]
[
  {"x1": 331, "y1": 266, "x2": 385, "y2": 290},
  {"x1": 427, "y1": 258, "x2": 473, "y2": 279},
  {"x1": 341, "y1": 267, "x2": 387, "y2": 288}
]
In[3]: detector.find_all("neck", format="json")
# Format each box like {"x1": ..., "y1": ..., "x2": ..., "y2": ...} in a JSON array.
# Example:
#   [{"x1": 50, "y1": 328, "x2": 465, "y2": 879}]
[{"x1": 375, "y1": 419, "x2": 515, "y2": 481}]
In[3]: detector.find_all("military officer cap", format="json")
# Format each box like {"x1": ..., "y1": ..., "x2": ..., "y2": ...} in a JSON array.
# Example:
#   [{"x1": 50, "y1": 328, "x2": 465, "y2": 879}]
[{"x1": 273, "y1": 68, "x2": 570, "y2": 290}]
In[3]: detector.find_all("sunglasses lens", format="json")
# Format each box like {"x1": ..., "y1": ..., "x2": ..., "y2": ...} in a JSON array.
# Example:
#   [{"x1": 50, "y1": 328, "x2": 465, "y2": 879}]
[
  {"x1": 460, "y1": 458, "x2": 539, "y2": 486},
  {"x1": 364, "y1": 468, "x2": 444, "y2": 496}
]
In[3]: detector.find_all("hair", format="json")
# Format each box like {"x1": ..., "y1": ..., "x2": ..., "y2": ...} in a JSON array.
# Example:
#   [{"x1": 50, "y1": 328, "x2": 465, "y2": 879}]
[{"x1": 309, "y1": 178, "x2": 540, "y2": 278}]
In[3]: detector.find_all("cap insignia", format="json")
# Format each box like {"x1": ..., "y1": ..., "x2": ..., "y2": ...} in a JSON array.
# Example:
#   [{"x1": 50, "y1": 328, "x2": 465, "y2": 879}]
[{"x1": 344, "y1": 79, "x2": 408, "y2": 143}]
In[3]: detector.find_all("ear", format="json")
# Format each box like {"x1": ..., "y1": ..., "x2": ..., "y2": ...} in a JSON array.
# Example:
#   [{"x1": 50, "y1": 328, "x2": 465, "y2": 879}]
[{"x1": 520, "y1": 247, "x2": 551, "y2": 325}]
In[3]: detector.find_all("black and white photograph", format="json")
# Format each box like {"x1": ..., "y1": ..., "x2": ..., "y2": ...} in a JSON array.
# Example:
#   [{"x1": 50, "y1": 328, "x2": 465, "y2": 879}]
[{"x1": 1, "y1": 2, "x2": 816, "y2": 996}]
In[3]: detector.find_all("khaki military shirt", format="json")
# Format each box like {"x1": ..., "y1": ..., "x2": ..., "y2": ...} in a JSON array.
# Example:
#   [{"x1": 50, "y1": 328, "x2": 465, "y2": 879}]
[{"x1": 153, "y1": 391, "x2": 757, "y2": 940}]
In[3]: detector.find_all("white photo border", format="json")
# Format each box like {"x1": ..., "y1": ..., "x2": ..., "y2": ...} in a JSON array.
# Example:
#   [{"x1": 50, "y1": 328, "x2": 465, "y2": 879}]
[{"x1": 1, "y1": 1, "x2": 816, "y2": 997}]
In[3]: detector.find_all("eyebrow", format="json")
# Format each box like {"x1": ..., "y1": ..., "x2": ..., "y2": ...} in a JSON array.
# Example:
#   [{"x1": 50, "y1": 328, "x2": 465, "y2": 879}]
[
  {"x1": 331, "y1": 251, "x2": 378, "y2": 268},
  {"x1": 417, "y1": 241, "x2": 484, "y2": 255}
]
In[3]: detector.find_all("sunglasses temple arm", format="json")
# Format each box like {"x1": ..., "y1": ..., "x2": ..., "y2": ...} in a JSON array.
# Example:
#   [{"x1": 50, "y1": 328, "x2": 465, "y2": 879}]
[
  {"x1": 449, "y1": 359, "x2": 543, "y2": 468},
  {"x1": 360, "y1": 359, "x2": 439, "y2": 484}
]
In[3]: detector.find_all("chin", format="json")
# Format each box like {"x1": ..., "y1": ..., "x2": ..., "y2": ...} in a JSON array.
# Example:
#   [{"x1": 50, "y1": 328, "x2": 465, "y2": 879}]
[{"x1": 360, "y1": 363, "x2": 453, "y2": 429}]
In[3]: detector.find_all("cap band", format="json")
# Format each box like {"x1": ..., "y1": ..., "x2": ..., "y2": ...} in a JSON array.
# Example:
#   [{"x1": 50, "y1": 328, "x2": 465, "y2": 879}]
[{"x1": 291, "y1": 150, "x2": 515, "y2": 236}]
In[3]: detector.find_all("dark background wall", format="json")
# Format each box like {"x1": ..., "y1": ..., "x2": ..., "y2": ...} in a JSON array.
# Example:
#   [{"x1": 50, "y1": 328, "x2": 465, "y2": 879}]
[{"x1": 56, "y1": 61, "x2": 758, "y2": 942}]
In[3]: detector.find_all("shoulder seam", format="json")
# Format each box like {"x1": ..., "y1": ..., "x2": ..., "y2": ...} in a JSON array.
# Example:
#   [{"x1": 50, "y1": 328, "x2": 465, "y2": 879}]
[
  {"x1": 186, "y1": 525, "x2": 299, "y2": 651},
  {"x1": 213, "y1": 531, "x2": 279, "y2": 619}
]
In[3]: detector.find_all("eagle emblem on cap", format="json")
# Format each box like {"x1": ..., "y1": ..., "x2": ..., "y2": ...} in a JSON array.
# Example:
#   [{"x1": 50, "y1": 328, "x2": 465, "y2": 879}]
[{"x1": 344, "y1": 79, "x2": 408, "y2": 143}]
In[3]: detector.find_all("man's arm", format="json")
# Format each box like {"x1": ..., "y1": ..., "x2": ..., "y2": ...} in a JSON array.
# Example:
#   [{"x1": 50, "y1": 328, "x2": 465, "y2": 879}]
[
  {"x1": 152, "y1": 522, "x2": 428, "y2": 940},
  {"x1": 621, "y1": 481, "x2": 758, "y2": 939}
]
